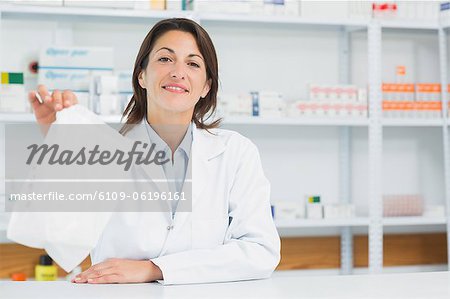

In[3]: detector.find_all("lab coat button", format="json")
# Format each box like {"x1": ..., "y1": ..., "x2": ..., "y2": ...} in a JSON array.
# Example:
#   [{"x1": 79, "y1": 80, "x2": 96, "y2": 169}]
[{"x1": 167, "y1": 225, "x2": 174, "y2": 230}]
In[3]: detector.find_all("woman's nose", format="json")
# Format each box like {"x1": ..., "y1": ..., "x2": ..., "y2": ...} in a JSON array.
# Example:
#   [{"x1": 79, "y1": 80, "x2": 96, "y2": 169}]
[{"x1": 170, "y1": 63, "x2": 186, "y2": 79}]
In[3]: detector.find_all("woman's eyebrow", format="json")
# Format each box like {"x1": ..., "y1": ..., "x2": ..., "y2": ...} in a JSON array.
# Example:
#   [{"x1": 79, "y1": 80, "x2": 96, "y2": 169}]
[{"x1": 155, "y1": 47, "x2": 204, "y2": 61}]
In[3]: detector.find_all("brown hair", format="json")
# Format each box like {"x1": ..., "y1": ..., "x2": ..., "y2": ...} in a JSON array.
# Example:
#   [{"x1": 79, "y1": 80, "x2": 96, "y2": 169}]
[{"x1": 120, "y1": 18, "x2": 220, "y2": 135}]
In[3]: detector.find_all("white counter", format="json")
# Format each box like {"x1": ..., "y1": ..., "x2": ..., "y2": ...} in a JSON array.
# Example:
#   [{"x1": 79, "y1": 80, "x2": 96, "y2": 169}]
[{"x1": 1, "y1": 271, "x2": 449, "y2": 298}]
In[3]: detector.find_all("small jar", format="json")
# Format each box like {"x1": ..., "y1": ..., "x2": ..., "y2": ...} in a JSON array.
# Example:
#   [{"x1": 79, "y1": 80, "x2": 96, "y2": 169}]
[{"x1": 35, "y1": 255, "x2": 57, "y2": 281}]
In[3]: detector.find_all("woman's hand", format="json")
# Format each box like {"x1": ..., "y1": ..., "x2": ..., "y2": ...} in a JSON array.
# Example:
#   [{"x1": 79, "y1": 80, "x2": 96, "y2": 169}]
[
  {"x1": 28, "y1": 84, "x2": 78, "y2": 125},
  {"x1": 72, "y1": 258, "x2": 163, "y2": 284}
]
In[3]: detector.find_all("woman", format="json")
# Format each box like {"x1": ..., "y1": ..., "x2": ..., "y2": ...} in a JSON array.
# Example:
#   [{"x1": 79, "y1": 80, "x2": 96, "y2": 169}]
[{"x1": 29, "y1": 18, "x2": 280, "y2": 285}]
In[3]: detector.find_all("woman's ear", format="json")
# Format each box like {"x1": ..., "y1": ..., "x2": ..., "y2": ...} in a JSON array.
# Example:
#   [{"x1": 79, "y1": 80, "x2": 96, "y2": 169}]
[
  {"x1": 138, "y1": 71, "x2": 146, "y2": 89},
  {"x1": 201, "y1": 79, "x2": 211, "y2": 98}
]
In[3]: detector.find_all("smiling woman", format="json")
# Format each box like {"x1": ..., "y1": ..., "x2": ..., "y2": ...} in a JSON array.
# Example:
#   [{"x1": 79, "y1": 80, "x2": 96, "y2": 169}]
[{"x1": 27, "y1": 18, "x2": 281, "y2": 286}]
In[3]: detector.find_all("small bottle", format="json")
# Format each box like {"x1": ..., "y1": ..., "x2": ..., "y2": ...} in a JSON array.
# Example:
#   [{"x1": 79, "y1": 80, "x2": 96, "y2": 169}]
[{"x1": 35, "y1": 255, "x2": 58, "y2": 281}]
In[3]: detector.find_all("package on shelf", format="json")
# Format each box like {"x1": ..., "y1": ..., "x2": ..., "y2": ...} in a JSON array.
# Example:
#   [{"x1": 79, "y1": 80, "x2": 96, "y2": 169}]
[
  {"x1": 64, "y1": 0, "x2": 135, "y2": 9},
  {"x1": 273, "y1": 200, "x2": 305, "y2": 220},
  {"x1": 194, "y1": 0, "x2": 252, "y2": 14},
  {"x1": 254, "y1": 91, "x2": 285, "y2": 117},
  {"x1": 0, "y1": 72, "x2": 29, "y2": 113},
  {"x1": 382, "y1": 83, "x2": 415, "y2": 101},
  {"x1": 323, "y1": 204, "x2": 355, "y2": 219},
  {"x1": 383, "y1": 194, "x2": 424, "y2": 217},
  {"x1": 217, "y1": 93, "x2": 252, "y2": 116},
  {"x1": 40, "y1": 47, "x2": 113, "y2": 70},
  {"x1": 448, "y1": 85, "x2": 450, "y2": 117},
  {"x1": 39, "y1": 46, "x2": 113, "y2": 94},
  {"x1": 382, "y1": 100, "x2": 442, "y2": 118},
  {"x1": 74, "y1": 91, "x2": 90, "y2": 109},
  {"x1": 423, "y1": 205, "x2": 446, "y2": 218},
  {"x1": 116, "y1": 70, "x2": 134, "y2": 113},
  {"x1": 373, "y1": 1, "x2": 440, "y2": 20},
  {"x1": 150, "y1": 0, "x2": 166, "y2": 10},
  {"x1": 262, "y1": 0, "x2": 298, "y2": 16},
  {"x1": 348, "y1": 1, "x2": 372, "y2": 19},
  {"x1": 288, "y1": 100, "x2": 367, "y2": 118},
  {"x1": 7, "y1": 0, "x2": 63, "y2": 6},
  {"x1": 413, "y1": 1, "x2": 440, "y2": 21},
  {"x1": 309, "y1": 84, "x2": 361, "y2": 102},
  {"x1": 300, "y1": 0, "x2": 349, "y2": 18},
  {"x1": 372, "y1": 2, "x2": 398, "y2": 19},
  {"x1": 287, "y1": 84, "x2": 367, "y2": 118},
  {"x1": 382, "y1": 83, "x2": 442, "y2": 118},
  {"x1": 91, "y1": 75, "x2": 122, "y2": 115},
  {"x1": 284, "y1": 0, "x2": 301, "y2": 16},
  {"x1": 166, "y1": 0, "x2": 183, "y2": 11},
  {"x1": 416, "y1": 83, "x2": 441, "y2": 101},
  {"x1": 306, "y1": 203, "x2": 323, "y2": 219},
  {"x1": 441, "y1": 2, "x2": 450, "y2": 20},
  {"x1": 305, "y1": 195, "x2": 322, "y2": 219}
]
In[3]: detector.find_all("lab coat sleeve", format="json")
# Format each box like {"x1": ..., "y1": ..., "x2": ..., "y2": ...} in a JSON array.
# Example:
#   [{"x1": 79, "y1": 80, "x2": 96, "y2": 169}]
[{"x1": 150, "y1": 138, "x2": 281, "y2": 285}]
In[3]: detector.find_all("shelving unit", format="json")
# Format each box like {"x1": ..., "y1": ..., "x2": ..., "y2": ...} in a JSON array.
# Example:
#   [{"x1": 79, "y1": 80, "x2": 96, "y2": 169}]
[
  {"x1": 0, "y1": 3, "x2": 449, "y2": 274},
  {"x1": 275, "y1": 216, "x2": 447, "y2": 229},
  {"x1": 383, "y1": 216, "x2": 447, "y2": 226},
  {"x1": 382, "y1": 118, "x2": 445, "y2": 127}
]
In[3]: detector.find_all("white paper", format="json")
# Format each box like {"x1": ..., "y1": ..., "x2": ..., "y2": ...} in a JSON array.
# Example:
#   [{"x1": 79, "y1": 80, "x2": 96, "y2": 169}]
[{"x1": 7, "y1": 105, "x2": 128, "y2": 272}]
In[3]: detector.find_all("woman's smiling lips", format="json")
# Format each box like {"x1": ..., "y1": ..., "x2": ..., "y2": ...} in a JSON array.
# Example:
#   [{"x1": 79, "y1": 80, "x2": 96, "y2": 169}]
[{"x1": 162, "y1": 83, "x2": 189, "y2": 93}]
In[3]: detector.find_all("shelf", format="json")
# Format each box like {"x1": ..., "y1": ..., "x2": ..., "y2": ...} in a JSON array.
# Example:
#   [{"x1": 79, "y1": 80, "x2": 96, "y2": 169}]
[
  {"x1": 223, "y1": 116, "x2": 369, "y2": 127},
  {"x1": 199, "y1": 13, "x2": 368, "y2": 28},
  {"x1": 379, "y1": 19, "x2": 440, "y2": 30},
  {"x1": 1, "y1": 4, "x2": 444, "y2": 30},
  {"x1": 383, "y1": 216, "x2": 447, "y2": 226},
  {"x1": 275, "y1": 218, "x2": 369, "y2": 228},
  {"x1": 0, "y1": 4, "x2": 194, "y2": 23},
  {"x1": 0, "y1": 113, "x2": 35, "y2": 122},
  {"x1": 441, "y1": 17, "x2": 450, "y2": 29},
  {"x1": 275, "y1": 216, "x2": 448, "y2": 228},
  {"x1": 0, "y1": 4, "x2": 368, "y2": 28},
  {"x1": 382, "y1": 118, "x2": 444, "y2": 127}
]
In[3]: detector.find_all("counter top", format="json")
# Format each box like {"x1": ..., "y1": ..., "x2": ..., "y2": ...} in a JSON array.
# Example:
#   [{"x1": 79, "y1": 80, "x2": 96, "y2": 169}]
[{"x1": 1, "y1": 271, "x2": 449, "y2": 298}]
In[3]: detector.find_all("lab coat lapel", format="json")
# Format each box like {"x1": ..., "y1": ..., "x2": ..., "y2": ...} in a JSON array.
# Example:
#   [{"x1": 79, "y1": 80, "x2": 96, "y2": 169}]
[
  {"x1": 172, "y1": 127, "x2": 226, "y2": 231},
  {"x1": 125, "y1": 122, "x2": 171, "y2": 212}
]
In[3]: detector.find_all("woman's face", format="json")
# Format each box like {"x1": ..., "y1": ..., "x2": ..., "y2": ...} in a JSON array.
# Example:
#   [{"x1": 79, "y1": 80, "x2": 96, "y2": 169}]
[{"x1": 138, "y1": 30, "x2": 211, "y2": 119}]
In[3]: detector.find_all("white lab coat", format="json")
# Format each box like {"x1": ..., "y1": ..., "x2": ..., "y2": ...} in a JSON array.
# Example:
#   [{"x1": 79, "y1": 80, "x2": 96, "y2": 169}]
[{"x1": 90, "y1": 121, "x2": 281, "y2": 285}]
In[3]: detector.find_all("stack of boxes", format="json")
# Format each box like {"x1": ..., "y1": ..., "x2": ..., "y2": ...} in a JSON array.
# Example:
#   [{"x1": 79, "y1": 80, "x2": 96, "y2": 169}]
[
  {"x1": 288, "y1": 84, "x2": 368, "y2": 118},
  {"x1": 272, "y1": 195, "x2": 356, "y2": 221},
  {"x1": 218, "y1": 91, "x2": 285, "y2": 118},
  {"x1": 38, "y1": 46, "x2": 115, "y2": 112},
  {"x1": 0, "y1": 72, "x2": 28, "y2": 112},
  {"x1": 382, "y1": 83, "x2": 447, "y2": 118},
  {"x1": 5, "y1": 0, "x2": 194, "y2": 11},
  {"x1": 383, "y1": 194, "x2": 424, "y2": 217}
]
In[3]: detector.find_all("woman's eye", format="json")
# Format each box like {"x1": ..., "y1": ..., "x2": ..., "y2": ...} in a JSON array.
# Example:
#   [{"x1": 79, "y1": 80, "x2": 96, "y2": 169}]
[
  {"x1": 188, "y1": 62, "x2": 200, "y2": 68},
  {"x1": 158, "y1": 57, "x2": 171, "y2": 62}
]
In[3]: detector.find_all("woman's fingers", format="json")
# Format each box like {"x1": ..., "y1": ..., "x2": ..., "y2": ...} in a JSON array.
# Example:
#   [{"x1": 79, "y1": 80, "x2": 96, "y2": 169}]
[
  {"x1": 28, "y1": 91, "x2": 41, "y2": 109},
  {"x1": 52, "y1": 89, "x2": 63, "y2": 111},
  {"x1": 86, "y1": 274, "x2": 121, "y2": 284},
  {"x1": 37, "y1": 84, "x2": 50, "y2": 102},
  {"x1": 73, "y1": 261, "x2": 116, "y2": 283},
  {"x1": 62, "y1": 90, "x2": 78, "y2": 107}
]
